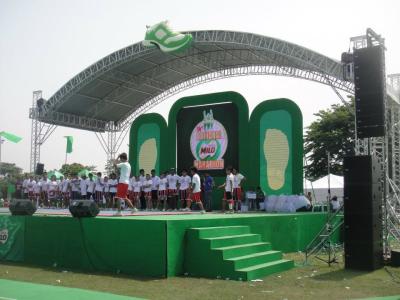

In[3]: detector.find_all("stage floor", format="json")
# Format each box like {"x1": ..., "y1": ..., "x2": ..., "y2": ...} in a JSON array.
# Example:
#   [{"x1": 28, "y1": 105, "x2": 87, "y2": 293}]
[{"x1": 0, "y1": 207, "x2": 301, "y2": 219}]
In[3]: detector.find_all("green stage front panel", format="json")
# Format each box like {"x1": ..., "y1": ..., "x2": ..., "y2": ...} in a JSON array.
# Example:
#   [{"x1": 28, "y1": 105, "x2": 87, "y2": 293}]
[
  {"x1": 0, "y1": 216, "x2": 25, "y2": 262},
  {"x1": 129, "y1": 113, "x2": 168, "y2": 175},
  {"x1": 24, "y1": 216, "x2": 167, "y2": 277}
]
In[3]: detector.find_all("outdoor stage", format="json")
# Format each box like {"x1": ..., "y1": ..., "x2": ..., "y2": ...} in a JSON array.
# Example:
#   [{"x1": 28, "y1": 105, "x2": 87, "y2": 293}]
[{"x1": 0, "y1": 209, "x2": 341, "y2": 278}]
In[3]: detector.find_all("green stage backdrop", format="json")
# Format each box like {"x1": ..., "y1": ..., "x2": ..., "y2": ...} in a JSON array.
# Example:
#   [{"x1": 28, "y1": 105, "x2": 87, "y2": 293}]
[{"x1": 128, "y1": 92, "x2": 303, "y2": 205}]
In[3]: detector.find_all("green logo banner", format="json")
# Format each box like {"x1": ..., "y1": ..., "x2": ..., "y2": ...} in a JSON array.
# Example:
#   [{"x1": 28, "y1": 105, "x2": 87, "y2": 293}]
[{"x1": 0, "y1": 216, "x2": 25, "y2": 262}]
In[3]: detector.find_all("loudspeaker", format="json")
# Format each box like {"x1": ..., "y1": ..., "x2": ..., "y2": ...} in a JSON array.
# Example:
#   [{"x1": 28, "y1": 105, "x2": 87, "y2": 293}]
[
  {"x1": 69, "y1": 200, "x2": 99, "y2": 218},
  {"x1": 9, "y1": 199, "x2": 37, "y2": 216},
  {"x1": 343, "y1": 155, "x2": 383, "y2": 270},
  {"x1": 35, "y1": 163, "x2": 44, "y2": 175},
  {"x1": 354, "y1": 46, "x2": 385, "y2": 138},
  {"x1": 391, "y1": 249, "x2": 400, "y2": 267}
]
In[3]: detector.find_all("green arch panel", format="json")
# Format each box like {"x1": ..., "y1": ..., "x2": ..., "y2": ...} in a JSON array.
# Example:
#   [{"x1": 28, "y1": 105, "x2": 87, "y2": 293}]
[
  {"x1": 249, "y1": 99, "x2": 303, "y2": 195},
  {"x1": 129, "y1": 113, "x2": 168, "y2": 175}
]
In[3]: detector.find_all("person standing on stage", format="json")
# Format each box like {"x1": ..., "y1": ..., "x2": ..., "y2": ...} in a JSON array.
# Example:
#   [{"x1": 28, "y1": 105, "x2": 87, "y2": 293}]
[
  {"x1": 167, "y1": 168, "x2": 179, "y2": 211},
  {"x1": 87, "y1": 173, "x2": 95, "y2": 200},
  {"x1": 70, "y1": 174, "x2": 80, "y2": 200},
  {"x1": 157, "y1": 172, "x2": 168, "y2": 211},
  {"x1": 143, "y1": 174, "x2": 153, "y2": 210},
  {"x1": 108, "y1": 173, "x2": 118, "y2": 208},
  {"x1": 132, "y1": 175, "x2": 142, "y2": 210},
  {"x1": 218, "y1": 167, "x2": 234, "y2": 213},
  {"x1": 232, "y1": 168, "x2": 246, "y2": 212},
  {"x1": 139, "y1": 169, "x2": 146, "y2": 210},
  {"x1": 79, "y1": 174, "x2": 88, "y2": 200},
  {"x1": 94, "y1": 172, "x2": 104, "y2": 207},
  {"x1": 113, "y1": 153, "x2": 135, "y2": 216},
  {"x1": 27, "y1": 175, "x2": 36, "y2": 202},
  {"x1": 40, "y1": 172, "x2": 50, "y2": 207},
  {"x1": 150, "y1": 169, "x2": 160, "y2": 210},
  {"x1": 203, "y1": 172, "x2": 214, "y2": 212},
  {"x1": 187, "y1": 167, "x2": 206, "y2": 213},
  {"x1": 178, "y1": 169, "x2": 191, "y2": 211},
  {"x1": 62, "y1": 175, "x2": 71, "y2": 208},
  {"x1": 22, "y1": 174, "x2": 29, "y2": 199}
]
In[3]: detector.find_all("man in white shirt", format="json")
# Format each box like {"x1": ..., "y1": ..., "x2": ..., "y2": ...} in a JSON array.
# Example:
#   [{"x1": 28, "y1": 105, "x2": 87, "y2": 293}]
[
  {"x1": 22, "y1": 175, "x2": 29, "y2": 199},
  {"x1": 150, "y1": 169, "x2": 160, "y2": 210},
  {"x1": 71, "y1": 175, "x2": 80, "y2": 200},
  {"x1": 33, "y1": 178, "x2": 41, "y2": 207},
  {"x1": 80, "y1": 175, "x2": 88, "y2": 199},
  {"x1": 143, "y1": 174, "x2": 153, "y2": 210},
  {"x1": 139, "y1": 169, "x2": 146, "y2": 210},
  {"x1": 108, "y1": 173, "x2": 118, "y2": 208},
  {"x1": 232, "y1": 168, "x2": 246, "y2": 212},
  {"x1": 187, "y1": 167, "x2": 206, "y2": 213},
  {"x1": 94, "y1": 172, "x2": 104, "y2": 207},
  {"x1": 27, "y1": 176, "x2": 36, "y2": 202},
  {"x1": 132, "y1": 176, "x2": 142, "y2": 210},
  {"x1": 113, "y1": 152, "x2": 134, "y2": 215},
  {"x1": 157, "y1": 172, "x2": 168, "y2": 211},
  {"x1": 47, "y1": 175, "x2": 59, "y2": 208},
  {"x1": 167, "y1": 168, "x2": 180, "y2": 211},
  {"x1": 40, "y1": 173, "x2": 50, "y2": 207},
  {"x1": 218, "y1": 167, "x2": 234, "y2": 213},
  {"x1": 178, "y1": 169, "x2": 191, "y2": 210},
  {"x1": 86, "y1": 173, "x2": 96, "y2": 200},
  {"x1": 62, "y1": 176, "x2": 70, "y2": 208}
]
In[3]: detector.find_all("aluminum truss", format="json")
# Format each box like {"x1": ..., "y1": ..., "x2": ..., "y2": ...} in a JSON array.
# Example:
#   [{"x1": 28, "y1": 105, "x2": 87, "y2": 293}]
[{"x1": 29, "y1": 91, "x2": 57, "y2": 173}]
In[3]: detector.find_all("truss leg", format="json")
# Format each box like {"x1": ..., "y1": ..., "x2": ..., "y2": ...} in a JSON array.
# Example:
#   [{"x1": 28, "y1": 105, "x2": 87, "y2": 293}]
[{"x1": 29, "y1": 91, "x2": 57, "y2": 173}]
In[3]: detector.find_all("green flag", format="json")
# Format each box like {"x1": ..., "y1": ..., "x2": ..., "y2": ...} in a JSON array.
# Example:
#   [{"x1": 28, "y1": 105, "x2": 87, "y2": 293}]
[
  {"x1": 65, "y1": 136, "x2": 73, "y2": 154},
  {"x1": 0, "y1": 131, "x2": 22, "y2": 143}
]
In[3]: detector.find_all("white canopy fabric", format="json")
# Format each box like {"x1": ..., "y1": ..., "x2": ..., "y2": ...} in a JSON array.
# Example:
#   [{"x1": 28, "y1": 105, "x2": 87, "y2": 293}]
[{"x1": 311, "y1": 174, "x2": 343, "y2": 189}]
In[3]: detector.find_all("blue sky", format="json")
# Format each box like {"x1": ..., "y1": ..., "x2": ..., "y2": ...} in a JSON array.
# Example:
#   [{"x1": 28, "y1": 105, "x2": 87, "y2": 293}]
[{"x1": 0, "y1": 0, "x2": 399, "y2": 172}]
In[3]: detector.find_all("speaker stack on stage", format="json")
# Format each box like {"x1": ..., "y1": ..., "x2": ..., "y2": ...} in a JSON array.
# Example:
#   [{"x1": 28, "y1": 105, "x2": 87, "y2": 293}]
[
  {"x1": 353, "y1": 45, "x2": 385, "y2": 139},
  {"x1": 69, "y1": 200, "x2": 99, "y2": 218},
  {"x1": 9, "y1": 200, "x2": 37, "y2": 216},
  {"x1": 344, "y1": 155, "x2": 383, "y2": 270}
]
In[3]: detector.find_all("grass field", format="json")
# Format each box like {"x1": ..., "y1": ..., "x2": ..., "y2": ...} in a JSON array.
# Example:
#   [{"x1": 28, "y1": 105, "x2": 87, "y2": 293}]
[{"x1": 0, "y1": 253, "x2": 399, "y2": 300}]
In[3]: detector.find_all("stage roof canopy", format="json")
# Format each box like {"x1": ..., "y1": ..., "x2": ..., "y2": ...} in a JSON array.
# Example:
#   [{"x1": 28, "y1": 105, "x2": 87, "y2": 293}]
[{"x1": 32, "y1": 30, "x2": 360, "y2": 132}]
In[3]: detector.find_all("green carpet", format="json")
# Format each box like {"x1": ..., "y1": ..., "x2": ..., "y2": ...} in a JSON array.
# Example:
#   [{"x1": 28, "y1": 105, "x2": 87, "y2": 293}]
[{"x1": 0, "y1": 279, "x2": 143, "y2": 300}]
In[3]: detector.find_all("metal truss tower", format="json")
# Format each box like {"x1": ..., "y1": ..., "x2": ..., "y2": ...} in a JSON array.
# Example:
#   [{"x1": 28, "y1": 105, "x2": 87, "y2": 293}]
[{"x1": 29, "y1": 91, "x2": 57, "y2": 173}]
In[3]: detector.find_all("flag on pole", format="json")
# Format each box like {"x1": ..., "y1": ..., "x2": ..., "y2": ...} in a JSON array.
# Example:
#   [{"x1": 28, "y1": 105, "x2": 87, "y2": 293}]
[
  {"x1": 65, "y1": 136, "x2": 73, "y2": 153},
  {"x1": 0, "y1": 131, "x2": 22, "y2": 143}
]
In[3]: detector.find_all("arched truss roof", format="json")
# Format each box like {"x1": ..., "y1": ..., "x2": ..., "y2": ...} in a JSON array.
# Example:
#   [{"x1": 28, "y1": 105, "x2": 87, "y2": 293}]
[{"x1": 35, "y1": 30, "x2": 355, "y2": 132}]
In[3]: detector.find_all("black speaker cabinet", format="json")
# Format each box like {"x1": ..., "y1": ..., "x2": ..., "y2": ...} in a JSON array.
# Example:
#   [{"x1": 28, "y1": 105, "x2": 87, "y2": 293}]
[
  {"x1": 35, "y1": 163, "x2": 44, "y2": 175},
  {"x1": 9, "y1": 199, "x2": 37, "y2": 216},
  {"x1": 69, "y1": 200, "x2": 99, "y2": 218},
  {"x1": 353, "y1": 46, "x2": 385, "y2": 138},
  {"x1": 343, "y1": 155, "x2": 383, "y2": 270}
]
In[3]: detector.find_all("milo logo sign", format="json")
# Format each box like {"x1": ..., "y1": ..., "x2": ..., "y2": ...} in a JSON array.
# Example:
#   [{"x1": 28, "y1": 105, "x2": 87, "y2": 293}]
[
  {"x1": 0, "y1": 229, "x2": 8, "y2": 244},
  {"x1": 190, "y1": 109, "x2": 228, "y2": 170}
]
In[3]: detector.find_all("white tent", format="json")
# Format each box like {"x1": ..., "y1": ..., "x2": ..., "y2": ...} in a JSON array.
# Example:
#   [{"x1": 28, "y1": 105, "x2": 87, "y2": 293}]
[
  {"x1": 304, "y1": 174, "x2": 344, "y2": 204},
  {"x1": 312, "y1": 174, "x2": 343, "y2": 189}
]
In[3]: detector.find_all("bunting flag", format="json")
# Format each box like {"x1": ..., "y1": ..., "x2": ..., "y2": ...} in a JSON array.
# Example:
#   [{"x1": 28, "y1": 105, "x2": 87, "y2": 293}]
[
  {"x1": 0, "y1": 131, "x2": 22, "y2": 143},
  {"x1": 65, "y1": 136, "x2": 73, "y2": 153}
]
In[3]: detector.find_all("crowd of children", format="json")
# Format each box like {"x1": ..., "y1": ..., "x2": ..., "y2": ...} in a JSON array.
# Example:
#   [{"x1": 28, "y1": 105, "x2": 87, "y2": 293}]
[{"x1": 19, "y1": 152, "x2": 249, "y2": 214}]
